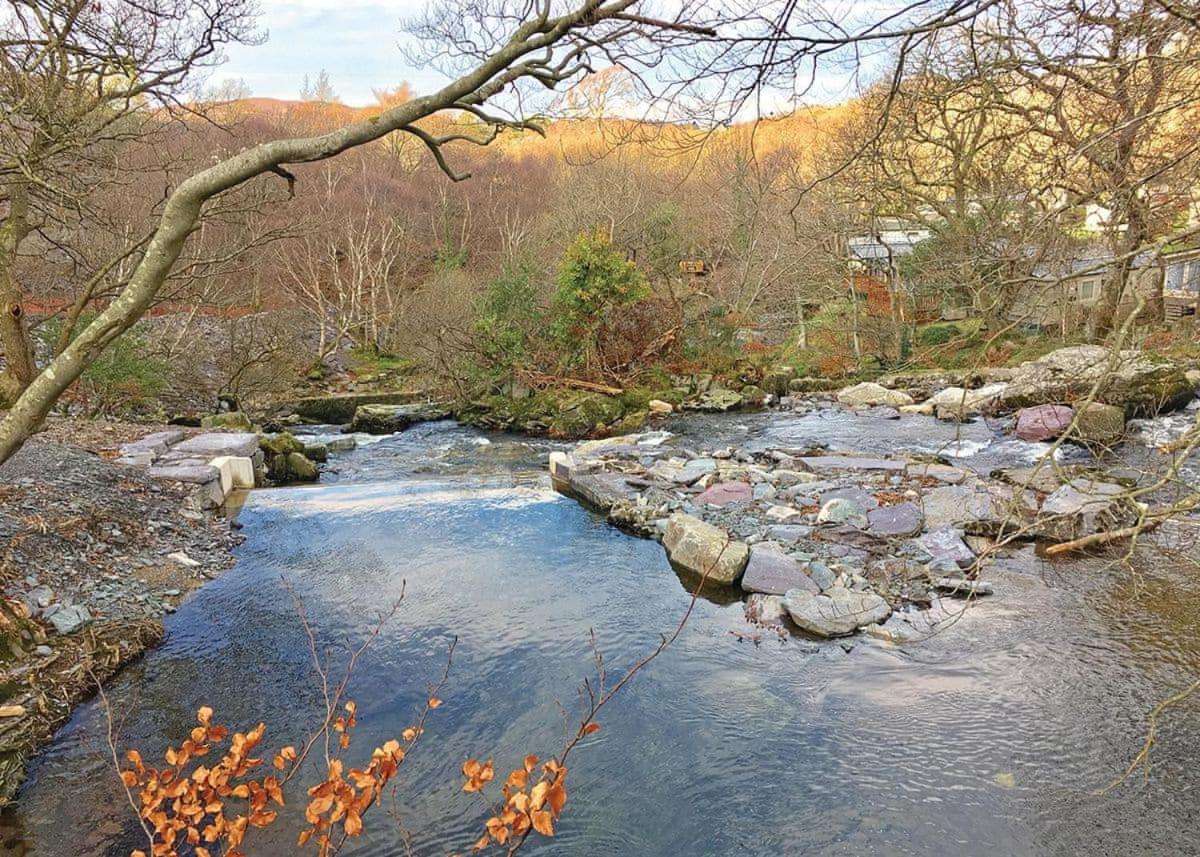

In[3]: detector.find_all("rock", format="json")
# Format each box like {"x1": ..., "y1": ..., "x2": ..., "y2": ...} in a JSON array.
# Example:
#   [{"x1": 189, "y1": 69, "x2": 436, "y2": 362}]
[
  {"x1": 745, "y1": 593, "x2": 789, "y2": 625},
  {"x1": 741, "y1": 544, "x2": 820, "y2": 596},
  {"x1": 1187, "y1": 369, "x2": 1200, "y2": 389},
  {"x1": 685, "y1": 388, "x2": 744, "y2": 412},
  {"x1": 259, "y1": 432, "x2": 305, "y2": 456},
  {"x1": 1038, "y1": 478, "x2": 1136, "y2": 541},
  {"x1": 798, "y1": 455, "x2": 906, "y2": 472},
  {"x1": 740, "y1": 384, "x2": 767, "y2": 404},
  {"x1": 47, "y1": 604, "x2": 92, "y2": 635},
  {"x1": 168, "y1": 552, "x2": 201, "y2": 568},
  {"x1": 648, "y1": 399, "x2": 674, "y2": 415},
  {"x1": 303, "y1": 443, "x2": 329, "y2": 463},
  {"x1": 172, "y1": 432, "x2": 260, "y2": 460},
  {"x1": 148, "y1": 463, "x2": 221, "y2": 485},
  {"x1": 788, "y1": 376, "x2": 842, "y2": 393},
  {"x1": 900, "y1": 403, "x2": 935, "y2": 416},
  {"x1": 696, "y1": 481, "x2": 753, "y2": 507},
  {"x1": 914, "y1": 527, "x2": 976, "y2": 569},
  {"x1": 291, "y1": 390, "x2": 431, "y2": 424},
  {"x1": 770, "y1": 469, "x2": 820, "y2": 487},
  {"x1": 804, "y1": 560, "x2": 837, "y2": 590},
  {"x1": 819, "y1": 487, "x2": 879, "y2": 510},
  {"x1": 764, "y1": 504, "x2": 803, "y2": 522},
  {"x1": 836, "y1": 382, "x2": 914, "y2": 408},
  {"x1": 548, "y1": 452, "x2": 579, "y2": 484},
  {"x1": 349, "y1": 402, "x2": 451, "y2": 434},
  {"x1": 34, "y1": 645, "x2": 52, "y2": 657},
  {"x1": 556, "y1": 472, "x2": 638, "y2": 513},
  {"x1": 933, "y1": 578, "x2": 994, "y2": 597},
  {"x1": 674, "y1": 459, "x2": 717, "y2": 485},
  {"x1": 663, "y1": 514, "x2": 750, "y2": 585},
  {"x1": 760, "y1": 366, "x2": 797, "y2": 397},
  {"x1": 201, "y1": 411, "x2": 253, "y2": 431},
  {"x1": 998, "y1": 345, "x2": 1193, "y2": 417},
  {"x1": 817, "y1": 497, "x2": 866, "y2": 525},
  {"x1": 866, "y1": 502, "x2": 923, "y2": 537},
  {"x1": 270, "y1": 452, "x2": 319, "y2": 483},
  {"x1": 921, "y1": 484, "x2": 1036, "y2": 534},
  {"x1": 209, "y1": 456, "x2": 255, "y2": 493},
  {"x1": 860, "y1": 405, "x2": 901, "y2": 420},
  {"x1": 927, "y1": 383, "x2": 1009, "y2": 421},
  {"x1": 1015, "y1": 404, "x2": 1075, "y2": 441},
  {"x1": 1072, "y1": 402, "x2": 1125, "y2": 445},
  {"x1": 906, "y1": 461, "x2": 967, "y2": 484},
  {"x1": 327, "y1": 436, "x2": 357, "y2": 452},
  {"x1": 767, "y1": 524, "x2": 814, "y2": 543},
  {"x1": 782, "y1": 586, "x2": 891, "y2": 637}
]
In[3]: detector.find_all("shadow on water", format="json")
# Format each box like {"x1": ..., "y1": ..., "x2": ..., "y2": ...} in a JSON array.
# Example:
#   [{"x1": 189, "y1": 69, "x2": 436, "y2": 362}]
[{"x1": 4, "y1": 417, "x2": 1200, "y2": 856}]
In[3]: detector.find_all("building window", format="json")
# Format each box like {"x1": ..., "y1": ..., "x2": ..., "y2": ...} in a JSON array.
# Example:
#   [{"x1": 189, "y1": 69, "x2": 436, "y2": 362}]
[{"x1": 1076, "y1": 279, "x2": 1100, "y2": 302}]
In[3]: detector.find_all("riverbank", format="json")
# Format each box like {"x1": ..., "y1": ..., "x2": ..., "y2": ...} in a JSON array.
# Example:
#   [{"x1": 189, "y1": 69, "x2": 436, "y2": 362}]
[{"x1": 0, "y1": 419, "x2": 242, "y2": 801}]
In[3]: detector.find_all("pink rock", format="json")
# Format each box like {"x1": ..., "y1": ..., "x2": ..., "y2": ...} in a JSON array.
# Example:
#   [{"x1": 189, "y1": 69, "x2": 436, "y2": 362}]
[
  {"x1": 1015, "y1": 404, "x2": 1075, "y2": 442},
  {"x1": 697, "y1": 481, "x2": 753, "y2": 507}
]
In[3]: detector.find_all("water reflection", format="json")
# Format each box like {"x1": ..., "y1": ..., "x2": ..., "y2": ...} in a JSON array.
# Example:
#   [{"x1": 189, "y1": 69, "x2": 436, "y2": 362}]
[{"x1": 6, "y1": 418, "x2": 1200, "y2": 857}]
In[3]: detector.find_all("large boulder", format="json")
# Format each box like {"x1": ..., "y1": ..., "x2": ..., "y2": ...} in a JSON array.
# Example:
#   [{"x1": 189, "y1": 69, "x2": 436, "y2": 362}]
[
  {"x1": 782, "y1": 586, "x2": 891, "y2": 638},
  {"x1": 1071, "y1": 402, "x2": 1126, "y2": 446},
  {"x1": 921, "y1": 484, "x2": 1037, "y2": 535},
  {"x1": 663, "y1": 514, "x2": 749, "y2": 585},
  {"x1": 1015, "y1": 404, "x2": 1075, "y2": 441},
  {"x1": 998, "y1": 345, "x2": 1193, "y2": 417},
  {"x1": 926, "y1": 383, "x2": 1009, "y2": 421},
  {"x1": 836, "y1": 382, "x2": 914, "y2": 408},
  {"x1": 684, "y1": 388, "x2": 744, "y2": 412},
  {"x1": 1037, "y1": 478, "x2": 1138, "y2": 541},
  {"x1": 349, "y1": 402, "x2": 451, "y2": 434}
]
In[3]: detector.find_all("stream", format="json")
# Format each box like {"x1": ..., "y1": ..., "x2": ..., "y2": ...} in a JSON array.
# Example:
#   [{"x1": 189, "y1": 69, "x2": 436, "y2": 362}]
[{"x1": 4, "y1": 409, "x2": 1200, "y2": 856}]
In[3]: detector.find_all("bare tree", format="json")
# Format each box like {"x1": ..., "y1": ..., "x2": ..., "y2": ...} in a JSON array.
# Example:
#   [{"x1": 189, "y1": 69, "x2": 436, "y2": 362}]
[{"x1": 0, "y1": 0, "x2": 259, "y2": 404}]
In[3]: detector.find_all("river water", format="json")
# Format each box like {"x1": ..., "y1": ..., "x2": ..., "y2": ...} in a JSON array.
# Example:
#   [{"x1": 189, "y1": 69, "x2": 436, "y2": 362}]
[{"x1": 5, "y1": 410, "x2": 1200, "y2": 856}]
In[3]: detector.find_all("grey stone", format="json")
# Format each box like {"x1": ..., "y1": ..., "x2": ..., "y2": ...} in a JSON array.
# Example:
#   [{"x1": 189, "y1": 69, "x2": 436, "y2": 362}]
[
  {"x1": 171, "y1": 432, "x2": 260, "y2": 459},
  {"x1": 766, "y1": 524, "x2": 814, "y2": 543},
  {"x1": 148, "y1": 464, "x2": 221, "y2": 485},
  {"x1": 349, "y1": 402, "x2": 451, "y2": 434},
  {"x1": 921, "y1": 484, "x2": 1035, "y2": 534},
  {"x1": 914, "y1": 527, "x2": 977, "y2": 569},
  {"x1": 998, "y1": 345, "x2": 1193, "y2": 417},
  {"x1": 799, "y1": 456, "x2": 906, "y2": 472},
  {"x1": 48, "y1": 604, "x2": 92, "y2": 635},
  {"x1": 741, "y1": 544, "x2": 820, "y2": 596},
  {"x1": 933, "y1": 578, "x2": 994, "y2": 597},
  {"x1": 782, "y1": 586, "x2": 891, "y2": 637},
  {"x1": 1038, "y1": 479, "x2": 1135, "y2": 541},
  {"x1": 866, "y1": 502, "x2": 923, "y2": 537},
  {"x1": 819, "y1": 487, "x2": 879, "y2": 510},
  {"x1": 745, "y1": 593, "x2": 790, "y2": 625},
  {"x1": 804, "y1": 560, "x2": 837, "y2": 590},
  {"x1": 817, "y1": 497, "x2": 866, "y2": 525}
]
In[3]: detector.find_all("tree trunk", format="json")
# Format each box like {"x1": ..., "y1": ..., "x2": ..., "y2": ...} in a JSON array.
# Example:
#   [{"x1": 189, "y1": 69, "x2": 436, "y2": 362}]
[{"x1": 0, "y1": 187, "x2": 36, "y2": 407}]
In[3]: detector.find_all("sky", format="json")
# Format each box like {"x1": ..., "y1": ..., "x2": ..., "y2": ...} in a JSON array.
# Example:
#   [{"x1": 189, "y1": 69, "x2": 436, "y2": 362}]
[
  {"x1": 212, "y1": 0, "x2": 443, "y2": 105},
  {"x1": 211, "y1": 0, "x2": 875, "y2": 109}
]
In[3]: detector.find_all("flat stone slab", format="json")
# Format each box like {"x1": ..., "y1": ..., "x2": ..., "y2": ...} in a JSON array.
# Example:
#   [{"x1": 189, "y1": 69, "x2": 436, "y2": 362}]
[
  {"x1": 914, "y1": 527, "x2": 977, "y2": 569},
  {"x1": 867, "y1": 502, "x2": 923, "y2": 537},
  {"x1": 663, "y1": 513, "x2": 749, "y2": 585},
  {"x1": 171, "y1": 432, "x2": 259, "y2": 459},
  {"x1": 783, "y1": 586, "x2": 891, "y2": 637},
  {"x1": 148, "y1": 464, "x2": 221, "y2": 485},
  {"x1": 697, "y1": 481, "x2": 753, "y2": 507},
  {"x1": 558, "y1": 472, "x2": 638, "y2": 513},
  {"x1": 799, "y1": 456, "x2": 906, "y2": 472},
  {"x1": 819, "y1": 487, "x2": 879, "y2": 510},
  {"x1": 906, "y1": 462, "x2": 967, "y2": 484},
  {"x1": 741, "y1": 544, "x2": 820, "y2": 596}
]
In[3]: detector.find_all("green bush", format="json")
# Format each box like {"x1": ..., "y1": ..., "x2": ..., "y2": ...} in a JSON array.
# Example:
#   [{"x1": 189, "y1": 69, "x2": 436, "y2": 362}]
[
  {"x1": 40, "y1": 316, "x2": 169, "y2": 417},
  {"x1": 551, "y1": 231, "x2": 648, "y2": 370},
  {"x1": 917, "y1": 323, "x2": 962, "y2": 347},
  {"x1": 474, "y1": 263, "x2": 542, "y2": 378}
]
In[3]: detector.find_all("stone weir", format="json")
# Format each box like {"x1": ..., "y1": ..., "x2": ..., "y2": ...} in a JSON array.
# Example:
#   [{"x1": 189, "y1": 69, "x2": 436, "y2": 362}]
[
  {"x1": 117, "y1": 431, "x2": 261, "y2": 510},
  {"x1": 548, "y1": 433, "x2": 1141, "y2": 642}
]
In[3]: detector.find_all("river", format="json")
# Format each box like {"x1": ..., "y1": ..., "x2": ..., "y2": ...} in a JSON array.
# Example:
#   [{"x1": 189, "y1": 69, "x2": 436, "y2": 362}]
[{"x1": 4, "y1": 410, "x2": 1200, "y2": 856}]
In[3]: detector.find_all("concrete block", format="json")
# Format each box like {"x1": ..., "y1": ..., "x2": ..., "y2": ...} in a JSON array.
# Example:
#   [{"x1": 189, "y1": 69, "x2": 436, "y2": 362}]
[{"x1": 209, "y1": 455, "x2": 256, "y2": 493}]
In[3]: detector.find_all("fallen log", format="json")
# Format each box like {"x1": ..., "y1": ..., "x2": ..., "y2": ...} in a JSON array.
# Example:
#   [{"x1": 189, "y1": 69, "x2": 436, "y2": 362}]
[{"x1": 525, "y1": 373, "x2": 624, "y2": 396}]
